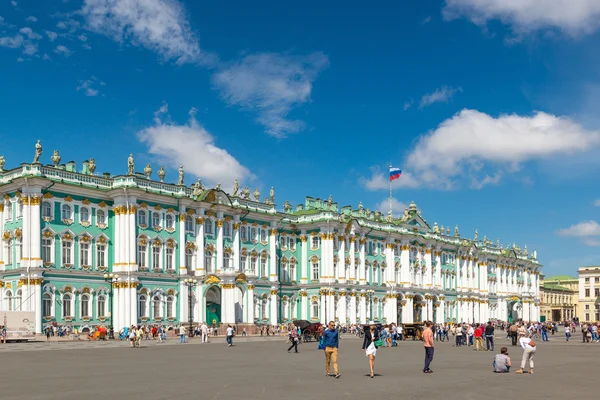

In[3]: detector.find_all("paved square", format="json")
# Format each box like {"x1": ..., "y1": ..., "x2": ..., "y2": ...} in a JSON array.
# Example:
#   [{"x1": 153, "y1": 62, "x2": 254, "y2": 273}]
[{"x1": 1, "y1": 334, "x2": 597, "y2": 400}]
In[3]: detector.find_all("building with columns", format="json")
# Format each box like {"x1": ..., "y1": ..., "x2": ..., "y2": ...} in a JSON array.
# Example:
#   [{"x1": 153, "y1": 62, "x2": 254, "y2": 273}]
[
  {"x1": 0, "y1": 151, "x2": 542, "y2": 333},
  {"x1": 578, "y1": 266, "x2": 600, "y2": 322},
  {"x1": 539, "y1": 275, "x2": 578, "y2": 322}
]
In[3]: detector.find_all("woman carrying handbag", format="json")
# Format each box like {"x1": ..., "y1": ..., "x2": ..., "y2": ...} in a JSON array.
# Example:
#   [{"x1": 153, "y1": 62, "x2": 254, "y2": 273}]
[{"x1": 362, "y1": 322, "x2": 382, "y2": 378}]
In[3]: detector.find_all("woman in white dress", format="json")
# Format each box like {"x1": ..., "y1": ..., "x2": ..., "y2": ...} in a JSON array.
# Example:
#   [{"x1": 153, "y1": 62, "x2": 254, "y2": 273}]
[{"x1": 362, "y1": 322, "x2": 381, "y2": 378}]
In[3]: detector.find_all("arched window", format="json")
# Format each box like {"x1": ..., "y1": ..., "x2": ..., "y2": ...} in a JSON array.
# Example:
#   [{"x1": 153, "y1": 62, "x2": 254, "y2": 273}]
[
  {"x1": 152, "y1": 246, "x2": 161, "y2": 269},
  {"x1": 166, "y1": 246, "x2": 174, "y2": 270},
  {"x1": 250, "y1": 256, "x2": 257, "y2": 275},
  {"x1": 311, "y1": 301, "x2": 319, "y2": 319},
  {"x1": 97, "y1": 294, "x2": 106, "y2": 317},
  {"x1": 312, "y1": 261, "x2": 320, "y2": 280},
  {"x1": 62, "y1": 239, "x2": 72, "y2": 265},
  {"x1": 5, "y1": 290, "x2": 13, "y2": 311},
  {"x1": 260, "y1": 257, "x2": 267, "y2": 277},
  {"x1": 290, "y1": 238, "x2": 296, "y2": 251},
  {"x1": 42, "y1": 201, "x2": 52, "y2": 218},
  {"x1": 185, "y1": 248, "x2": 193, "y2": 269},
  {"x1": 312, "y1": 236, "x2": 319, "y2": 249},
  {"x1": 260, "y1": 229, "x2": 267, "y2": 242},
  {"x1": 152, "y1": 212, "x2": 160, "y2": 227},
  {"x1": 5, "y1": 201, "x2": 12, "y2": 220},
  {"x1": 282, "y1": 261, "x2": 288, "y2": 281},
  {"x1": 63, "y1": 293, "x2": 72, "y2": 317},
  {"x1": 96, "y1": 242, "x2": 106, "y2": 269},
  {"x1": 205, "y1": 251, "x2": 213, "y2": 273},
  {"x1": 240, "y1": 254, "x2": 247, "y2": 272},
  {"x1": 4, "y1": 239, "x2": 12, "y2": 265},
  {"x1": 43, "y1": 292, "x2": 52, "y2": 317},
  {"x1": 223, "y1": 221, "x2": 231, "y2": 237},
  {"x1": 153, "y1": 295, "x2": 161, "y2": 319},
  {"x1": 166, "y1": 296, "x2": 174, "y2": 318},
  {"x1": 250, "y1": 228, "x2": 257, "y2": 242},
  {"x1": 80, "y1": 207, "x2": 90, "y2": 223},
  {"x1": 96, "y1": 209, "x2": 106, "y2": 225},
  {"x1": 240, "y1": 226, "x2": 247, "y2": 241},
  {"x1": 16, "y1": 289, "x2": 22, "y2": 311},
  {"x1": 185, "y1": 216, "x2": 193, "y2": 232},
  {"x1": 81, "y1": 294, "x2": 90, "y2": 317},
  {"x1": 138, "y1": 210, "x2": 147, "y2": 226},
  {"x1": 42, "y1": 236, "x2": 53, "y2": 264},
  {"x1": 261, "y1": 300, "x2": 267, "y2": 319},
  {"x1": 165, "y1": 214, "x2": 174, "y2": 229},
  {"x1": 290, "y1": 261, "x2": 296, "y2": 282},
  {"x1": 80, "y1": 240, "x2": 90, "y2": 267},
  {"x1": 138, "y1": 242, "x2": 147, "y2": 268},
  {"x1": 61, "y1": 204, "x2": 72, "y2": 220},
  {"x1": 205, "y1": 219, "x2": 213, "y2": 235},
  {"x1": 138, "y1": 295, "x2": 147, "y2": 318},
  {"x1": 223, "y1": 252, "x2": 231, "y2": 270}
]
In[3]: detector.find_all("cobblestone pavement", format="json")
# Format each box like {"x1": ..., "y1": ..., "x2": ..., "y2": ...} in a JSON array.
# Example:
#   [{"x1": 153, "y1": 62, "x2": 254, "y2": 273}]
[{"x1": 1, "y1": 333, "x2": 597, "y2": 400}]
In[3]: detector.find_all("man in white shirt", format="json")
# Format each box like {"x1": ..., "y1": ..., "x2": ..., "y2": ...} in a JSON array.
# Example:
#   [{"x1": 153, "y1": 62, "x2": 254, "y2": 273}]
[
  {"x1": 201, "y1": 322, "x2": 209, "y2": 343},
  {"x1": 515, "y1": 337, "x2": 536, "y2": 374},
  {"x1": 179, "y1": 325, "x2": 186, "y2": 343},
  {"x1": 226, "y1": 325, "x2": 234, "y2": 347}
]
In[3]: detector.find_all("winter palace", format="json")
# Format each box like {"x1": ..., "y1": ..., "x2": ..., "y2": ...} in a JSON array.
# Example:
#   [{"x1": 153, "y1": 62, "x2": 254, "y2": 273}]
[{"x1": 0, "y1": 144, "x2": 542, "y2": 333}]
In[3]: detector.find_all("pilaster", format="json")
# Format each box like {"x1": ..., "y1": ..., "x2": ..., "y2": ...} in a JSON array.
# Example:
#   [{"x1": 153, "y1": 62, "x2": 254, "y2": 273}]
[
  {"x1": 349, "y1": 236, "x2": 356, "y2": 282},
  {"x1": 270, "y1": 289, "x2": 278, "y2": 323},
  {"x1": 178, "y1": 207, "x2": 186, "y2": 275},
  {"x1": 216, "y1": 217, "x2": 224, "y2": 273},
  {"x1": 300, "y1": 234, "x2": 308, "y2": 284},
  {"x1": 269, "y1": 228, "x2": 277, "y2": 282},
  {"x1": 337, "y1": 292, "x2": 347, "y2": 323},
  {"x1": 359, "y1": 292, "x2": 367, "y2": 324},
  {"x1": 233, "y1": 219, "x2": 240, "y2": 272},
  {"x1": 195, "y1": 215, "x2": 205, "y2": 276},
  {"x1": 400, "y1": 245, "x2": 409, "y2": 287}
]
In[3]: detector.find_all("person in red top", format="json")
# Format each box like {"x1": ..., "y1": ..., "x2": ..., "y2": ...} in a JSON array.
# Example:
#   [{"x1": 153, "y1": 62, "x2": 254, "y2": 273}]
[
  {"x1": 474, "y1": 324, "x2": 484, "y2": 351},
  {"x1": 423, "y1": 321, "x2": 434, "y2": 373}
]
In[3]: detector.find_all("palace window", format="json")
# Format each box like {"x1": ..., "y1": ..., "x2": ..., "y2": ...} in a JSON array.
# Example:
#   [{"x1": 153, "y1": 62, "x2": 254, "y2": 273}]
[
  {"x1": 240, "y1": 226, "x2": 248, "y2": 241},
  {"x1": 96, "y1": 209, "x2": 107, "y2": 225},
  {"x1": 42, "y1": 201, "x2": 52, "y2": 219},
  {"x1": 152, "y1": 212, "x2": 160, "y2": 227},
  {"x1": 282, "y1": 261, "x2": 288, "y2": 281},
  {"x1": 152, "y1": 246, "x2": 161, "y2": 269},
  {"x1": 5, "y1": 290, "x2": 13, "y2": 311},
  {"x1": 17, "y1": 238, "x2": 22, "y2": 263},
  {"x1": 280, "y1": 237, "x2": 287, "y2": 250},
  {"x1": 205, "y1": 219, "x2": 213, "y2": 235},
  {"x1": 312, "y1": 236, "x2": 319, "y2": 249},
  {"x1": 223, "y1": 221, "x2": 231, "y2": 238},
  {"x1": 260, "y1": 229, "x2": 267, "y2": 243},
  {"x1": 80, "y1": 241, "x2": 90, "y2": 267},
  {"x1": 290, "y1": 262, "x2": 296, "y2": 281},
  {"x1": 585, "y1": 289, "x2": 590, "y2": 297},
  {"x1": 43, "y1": 292, "x2": 52, "y2": 317},
  {"x1": 167, "y1": 296, "x2": 174, "y2": 319},
  {"x1": 250, "y1": 257, "x2": 257, "y2": 275},
  {"x1": 61, "y1": 204, "x2": 72, "y2": 220},
  {"x1": 205, "y1": 251, "x2": 213, "y2": 273},
  {"x1": 80, "y1": 207, "x2": 90, "y2": 224},
  {"x1": 62, "y1": 240, "x2": 72, "y2": 265},
  {"x1": 223, "y1": 252, "x2": 231, "y2": 269},
  {"x1": 185, "y1": 216, "x2": 193, "y2": 233},
  {"x1": 97, "y1": 294, "x2": 106, "y2": 318},
  {"x1": 153, "y1": 295, "x2": 161, "y2": 319},
  {"x1": 596, "y1": 288, "x2": 600, "y2": 297},
  {"x1": 311, "y1": 301, "x2": 319, "y2": 319},
  {"x1": 240, "y1": 255, "x2": 247, "y2": 272},
  {"x1": 585, "y1": 277, "x2": 590, "y2": 283},
  {"x1": 166, "y1": 247, "x2": 174, "y2": 270},
  {"x1": 290, "y1": 238, "x2": 296, "y2": 251},
  {"x1": 138, "y1": 210, "x2": 147, "y2": 226},
  {"x1": 42, "y1": 237, "x2": 53, "y2": 264},
  {"x1": 16, "y1": 289, "x2": 22, "y2": 311},
  {"x1": 5, "y1": 201, "x2": 12, "y2": 221},
  {"x1": 96, "y1": 243, "x2": 106, "y2": 269},
  {"x1": 138, "y1": 295, "x2": 148, "y2": 317},
  {"x1": 185, "y1": 248, "x2": 193, "y2": 270},
  {"x1": 260, "y1": 258, "x2": 267, "y2": 277},
  {"x1": 17, "y1": 202, "x2": 22, "y2": 219},
  {"x1": 165, "y1": 214, "x2": 174, "y2": 230},
  {"x1": 250, "y1": 228, "x2": 257, "y2": 242},
  {"x1": 312, "y1": 261, "x2": 320, "y2": 280},
  {"x1": 63, "y1": 293, "x2": 72, "y2": 317},
  {"x1": 81, "y1": 294, "x2": 90, "y2": 318},
  {"x1": 138, "y1": 244, "x2": 147, "y2": 268}
]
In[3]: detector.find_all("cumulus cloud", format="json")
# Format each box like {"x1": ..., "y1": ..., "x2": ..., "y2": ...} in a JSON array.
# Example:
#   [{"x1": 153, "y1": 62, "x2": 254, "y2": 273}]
[
  {"x1": 403, "y1": 99, "x2": 413, "y2": 111},
  {"x1": 76, "y1": 77, "x2": 104, "y2": 96},
  {"x1": 443, "y1": 0, "x2": 600, "y2": 37},
  {"x1": 80, "y1": 0, "x2": 213, "y2": 64},
  {"x1": 419, "y1": 85, "x2": 462, "y2": 108},
  {"x1": 361, "y1": 109, "x2": 600, "y2": 190},
  {"x1": 374, "y1": 198, "x2": 407, "y2": 215},
  {"x1": 25, "y1": 16, "x2": 37, "y2": 22},
  {"x1": 19, "y1": 27, "x2": 42, "y2": 40},
  {"x1": 0, "y1": 34, "x2": 24, "y2": 49},
  {"x1": 558, "y1": 221, "x2": 600, "y2": 246},
  {"x1": 45, "y1": 31, "x2": 58, "y2": 41},
  {"x1": 594, "y1": 199, "x2": 600, "y2": 207},
  {"x1": 54, "y1": 45, "x2": 72, "y2": 56},
  {"x1": 212, "y1": 52, "x2": 329, "y2": 138},
  {"x1": 138, "y1": 105, "x2": 252, "y2": 187}
]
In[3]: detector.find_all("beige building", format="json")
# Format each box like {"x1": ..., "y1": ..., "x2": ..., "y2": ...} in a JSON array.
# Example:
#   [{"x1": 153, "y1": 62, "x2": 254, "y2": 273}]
[
  {"x1": 578, "y1": 266, "x2": 600, "y2": 322},
  {"x1": 540, "y1": 275, "x2": 578, "y2": 322}
]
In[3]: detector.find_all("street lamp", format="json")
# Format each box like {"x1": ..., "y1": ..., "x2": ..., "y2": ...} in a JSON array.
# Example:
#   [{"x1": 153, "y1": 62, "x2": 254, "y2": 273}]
[
  {"x1": 184, "y1": 278, "x2": 198, "y2": 337},
  {"x1": 367, "y1": 289, "x2": 375, "y2": 321},
  {"x1": 103, "y1": 273, "x2": 119, "y2": 339}
]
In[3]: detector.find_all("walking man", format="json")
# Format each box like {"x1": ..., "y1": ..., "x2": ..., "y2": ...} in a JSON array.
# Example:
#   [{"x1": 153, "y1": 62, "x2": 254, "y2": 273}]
[
  {"x1": 287, "y1": 328, "x2": 299, "y2": 353},
  {"x1": 179, "y1": 324, "x2": 186, "y2": 343},
  {"x1": 323, "y1": 321, "x2": 341, "y2": 378},
  {"x1": 201, "y1": 322, "x2": 208, "y2": 343},
  {"x1": 423, "y1": 321, "x2": 434, "y2": 373},
  {"x1": 226, "y1": 325, "x2": 234, "y2": 346},
  {"x1": 484, "y1": 321, "x2": 495, "y2": 351}
]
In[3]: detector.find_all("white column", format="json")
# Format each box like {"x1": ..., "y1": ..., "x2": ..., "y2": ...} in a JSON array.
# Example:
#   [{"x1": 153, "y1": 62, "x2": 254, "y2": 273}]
[
  {"x1": 30, "y1": 195, "x2": 42, "y2": 268},
  {"x1": 437, "y1": 300, "x2": 445, "y2": 324},
  {"x1": 195, "y1": 216, "x2": 205, "y2": 276},
  {"x1": 125, "y1": 279, "x2": 132, "y2": 326},
  {"x1": 359, "y1": 293, "x2": 367, "y2": 324},
  {"x1": 117, "y1": 284, "x2": 125, "y2": 330},
  {"x1": 349, "y1": 293, "x2": 357, "y2": 324},
  {"x1": 300, "y1": 293, "x2": 308, "y2": 320},
  {"x1": 270, "y1": 289, "x2": 278, "y2": 324},
  {"x1": 221, "y1": 284, "x2": 235, "y2": 324},
  {"x1": 388, "y1": 294, "x2": 398, "y2": 324},
  {"x1": 385, "y1": 243, "x2": 394, "y2": 284},
  {"x1": 269, "y1": 228, "x2": 277, "y2": 282},
  {"x1": 426, "y1": 298, "x2": 433, "y2": 321},
  {"x1": 128, "y1": 206, "x2": 136, "y2": 271},
  {"x1": 349, "y1": 237, "x2": 356, "y2": 282},
  {"x1": 405, "y1": 297, "x2": 414, "y2": 323},
  {"x1": 33, "y1": 281, "x2": 42, "y2": 333},
  {"x1": 113, "y1": 207, "x2": 121, "y2": 272},
  {"x1": 320, "y1": 291, "x2": 327, "y2": 324},
  {"x1": 337, "y1": 293, "x2": 347, "y2": 323},
  {"x1": 400, "y1": 243, "x2": 410, "y2": 288},
  {"x1": 180, "y1": 282, "x2": 188, "y2": 325},
  {"x1": 216, "y1": 219, "x2": 224, "y2": 273},
  {"x1": 0, "y1": 203, "x2": 4, "y2": 269},
  {"x1": 523, "y1": 300, "x2": 531, "y2": 322},
  {"x1": 233, "y1": 220, "x2": 240, "y2": 272},
  {"x1": 246, "y1": 286, "x2": 254, "y2": 323},
  {"x1": 359, "y1": 238, "x2": 366, "y2": 284},
  {"x1": 179, "y1": 209, "x2": 186, "y2": 275},
  {"x1": 300, "y1": 234, "x2": 308, "y2": 284},
  {"x1": 21, "y1": 197, "x2": 30, "y2": 268},
  {"x1": 424, "y1": 248, "x2": 432, "y2": 287},
  {"x1": 338, "y1": 236, "x2": 345, "y2": 283},
  {"x1": 434, "y1": 250, "x2": 441, "y2": 289}
]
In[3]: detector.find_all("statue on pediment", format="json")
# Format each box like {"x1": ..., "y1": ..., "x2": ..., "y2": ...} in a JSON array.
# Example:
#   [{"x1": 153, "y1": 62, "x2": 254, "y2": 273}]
[
  {"x1": 89, "y1": 158, "x2": 96, "y2": 175},
  {"x1": 192, "y1": 179, "x2": 204, "y2": 197},
  {"x1": 33, "y1": 140, "x2": 42, "y2": 164},
  {"x1": 454, "y1": 225, "x2": 459, "y2": 237},
  {"x1": 474, "y1": 229, "x2": 478, "y2": 241},
  {"x1": 127, "y1": 154, "x2": 134, "y2": 175},
  {"x1": 284, "y1": 200, "x2": 292, "y2": 212},
  {"x1": 0, "y1": 155, "x2": 5, "y2": 172},
  {"x1": 432, "y1": 222, "x2": 440, "y2": 234},
  {"x1": 144, "y1": 163, "x2": 152, "y2": 179},
  {"x1": 253, "y1": 188, "x2": 260, "y2": 201},
  {"x1": 233, "y1": 179, "x2": 239, "y2": 197},
  {"x1": 270, "y1": 186, "x2": 275, "y2": 203},
  {"x1": 51, "y1": 150, "x2": 61, "y2": 167},
  {"x1": 157, "y1": 166, "x2": 165, "y2": 182},
  {"x1": 177, "y1": 165, "x2": 184, "y2": 186},
  {"x1": 242, "y1": 186, "x2": 250, "y2": 199}
]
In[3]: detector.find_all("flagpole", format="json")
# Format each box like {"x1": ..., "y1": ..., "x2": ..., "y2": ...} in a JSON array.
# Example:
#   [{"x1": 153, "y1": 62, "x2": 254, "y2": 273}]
[{"x1": 389, "y1": 162, "x2": 393, "y2": 216}]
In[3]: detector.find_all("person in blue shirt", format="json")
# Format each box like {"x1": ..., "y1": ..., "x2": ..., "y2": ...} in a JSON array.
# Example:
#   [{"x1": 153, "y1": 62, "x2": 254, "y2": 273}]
[{"x1": 322, "y1": 321, "x2": 341, "y2": 378}]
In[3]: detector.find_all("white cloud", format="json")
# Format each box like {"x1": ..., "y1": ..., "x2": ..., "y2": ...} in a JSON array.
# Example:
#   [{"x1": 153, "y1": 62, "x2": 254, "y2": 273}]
[
  {"x1": 443, "y1": 0, "x2": 600, "y2": 37},
  {"x1": 403, "y1": 99, "x2": 413, "y2": 111},
  {"x1": 212, "y1": 52, "x2": 329, "y2": 138},
  {"x1": 11, "y1": 1, "x2": 17, "y2": 7},
  {"x1": 0, "y1": 34, "x2": 24, "y2": 49},
  {"x1": 80, "y1": 0, "x2": 212, "y2": 64},
  {"x1": 76, "y1": 79, "x2": 102, "y2": 96},
  {"x1": 374, "y1": 197, "x2": 407, "y2": 215},
  {"x1": 138, "y1": 105, "x2": 252, "y2": 187},
  {"x1": 77, "y1": 34, "x2": 88, "y2": 42},
  {"x1": 45, "y1": 31, "x2": 58, "y2": 41},
  {"x1": 22, "y1": 43, "x2": 38, "y2": 55},
  {"x1": 558, "y1": 220, "x2": 600, "y2": 246},
  {"x1": 419, "y1": 85, "x2": 462, "y2": 108},
  {"x1": 25, "y1": 16, "x2": 37, "y2": 22},
  {"x1": 594, "y1": 199, "x2": 600, "y2": 207},
  {"x1": 422, "y1": 16, "x2": 432, "y2": 24},
  {"x1": 361, "y1": 109, "x2": 600, "y2": 190},
  {"x1": 19, "y1": 27, "x2": 42, "y2": 40},
  {"x1": 54, "y1": 45, "x2": 72, "y2": 56},
  {"x1": 82, "y1": 43, "x2": 92, "y2": 50}
]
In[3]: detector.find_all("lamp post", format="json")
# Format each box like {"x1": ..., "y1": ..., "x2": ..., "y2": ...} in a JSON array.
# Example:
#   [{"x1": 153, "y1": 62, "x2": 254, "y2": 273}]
[
  {"x1": 103, "y1": 273, "x2": 119, "y2": 339},
  {"x1": 367, "y1": 289, "x2": 375, "y2": 321},
  {"x1": 184, "y1": 278, "x2": 198, "y2": 337}
]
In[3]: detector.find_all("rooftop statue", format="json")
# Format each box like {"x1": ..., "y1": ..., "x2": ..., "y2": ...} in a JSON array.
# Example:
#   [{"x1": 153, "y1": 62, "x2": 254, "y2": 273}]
[
  {"x1": 233, "y1": 179, "x2": 239, "y2": 197},
  {"x1": 327, "y1": 195, "x2": 333, "y2": 208},
  {"x1": 270, "y1": 186, "x2": 275, "y2": 202},
  {"x1": 144, "y1": 163, "x2": 152, "y2": 179},
  {"x1": 358, "y1": 202, "x2": 364, "y2": 213},
  {"x1": 177, "y1": 165, "x2": 184, "y2": 186},
  {"x1": 533, "y1": 250, "x2": 537, "y2": 259},
  {"x1": 242, "y1": 186, "x2": 250, "y2": 199},
  {"x1": 497, "y1": 238, "x2": 501, "y2": 248},
  {"x1": 454, "y1": 225, "x2": 459, "y2": 237},
  {"x1": 386, "y1": 210, "x2": 393, "y2": 222},
  {"x1": 253, "y1": 187, "x2": 260, "y2": 201},
  {"x1": 89, "y1": 158, "x2": 96, "y2": 175},
  {"x1": 402, "y1": 208, "x2": 409, "y2": 222},
  {"x1": 215, "y1": 183, "x2": 221, "y2": 191},
  {"x1": 0, "y1": 155, "x2": 5, "y2": 172},
  {"x1": 483, "y1": 234, "x2": 487, "y2": 243},
  {"x1": 523, "y1": 245, "x2": 529, "y2": 256},
  {"x1": 33, "y1": 140, "x2": 43, "y2": 164},
  {"x1": 474, "y1": 229, "x2": 478, "y2": 241},
  {"x1": 158, "y1": 166, "x2": 165, "y2": 182},
  {"x1": 284, "y1": 200, "x2": 292, "y2": 212},
  {"x1": 446, "y1": 228, "x2": 450, "y2": 235},
  {"x1": 192, "y1": 179, "x2": 204, "y2": 197},
  {"x1": 440, "y1": 224, "x2": 445, "y2": 234},
  {"x1": 432, "y1": 222, "x2": 440, "y2": 234},
  {"x1": 51, "y1": 150, "x2": 61, "y2": 167},
  {"x1": 127, "y1": 154, "x2": 134, "y2": 175}
]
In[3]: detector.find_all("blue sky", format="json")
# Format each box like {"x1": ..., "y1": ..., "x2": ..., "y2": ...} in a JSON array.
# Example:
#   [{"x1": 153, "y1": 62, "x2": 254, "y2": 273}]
[{"x1": 2, "y1": 0, "x2": 600, "y2": 276}]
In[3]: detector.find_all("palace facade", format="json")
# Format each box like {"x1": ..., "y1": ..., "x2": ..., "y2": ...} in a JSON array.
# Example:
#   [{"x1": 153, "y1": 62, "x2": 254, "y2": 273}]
[{"x1": 0, "y1": 151, "x2": 542, "y2": 333}]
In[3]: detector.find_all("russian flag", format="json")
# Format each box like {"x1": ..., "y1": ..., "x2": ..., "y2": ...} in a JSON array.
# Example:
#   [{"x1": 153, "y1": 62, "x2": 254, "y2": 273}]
[{"x1": 389, "y1": 167, "x2": 402, "y2": 181}]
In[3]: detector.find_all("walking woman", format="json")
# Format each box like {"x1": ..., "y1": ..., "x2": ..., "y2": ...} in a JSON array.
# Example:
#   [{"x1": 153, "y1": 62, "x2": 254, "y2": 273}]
[{"x1": 362, "y1": 322, "x2": 381, "y2": 378}]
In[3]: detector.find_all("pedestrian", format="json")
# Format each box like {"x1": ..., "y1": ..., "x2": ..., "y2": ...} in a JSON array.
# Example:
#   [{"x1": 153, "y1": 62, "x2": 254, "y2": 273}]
[
  {"x1": 484, "y1": 321, "x2": 495, "y2": 351},
  {"x1": 45, "y1": 326, "x2": 51, "y2": 342},
  {"x1": 362, "y1": 321, "x2": 381, "y2": 378},
  {"x1": 565, "y1": 325, "x2": 571, "y2": 342},
  {"x1": 322, "y1": 320, "x2": 341, "y2": 378},
  {"x1": 179, "y1": 324, "x2": 186, "y2": 343},
  {"x1": 423, "y1": 321, "x2": 434, "y2": 373},
  {"x1": 493, "y1": 347, "x2": 512, "y2": 373},
  {"x1": 515, "y1": 337, "x2": 536, "y2": 374},
  {"x1": 287, "y1": 328, "x2": 299, "y2": 353},
  {"x1": 201, "y1": 322, "x2": 208, "y2": 343},
  {"x1": 474, "y1": 324, "x2": 484, "y2": 351},
  {"x1": 226, "y1": 325, "x2": 234, "y2": 346}
]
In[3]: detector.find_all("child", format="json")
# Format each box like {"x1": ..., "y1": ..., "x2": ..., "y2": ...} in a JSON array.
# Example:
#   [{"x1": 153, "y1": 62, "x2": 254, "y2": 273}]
[{"x1": 493, "y1": 347, "x2": 512, "y2": 373}]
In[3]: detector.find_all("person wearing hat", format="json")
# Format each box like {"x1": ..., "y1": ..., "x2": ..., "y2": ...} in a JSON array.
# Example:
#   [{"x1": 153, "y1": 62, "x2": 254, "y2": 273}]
[{"x1": 362, "y1": 321, "x2": 381, "y2": 378}]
